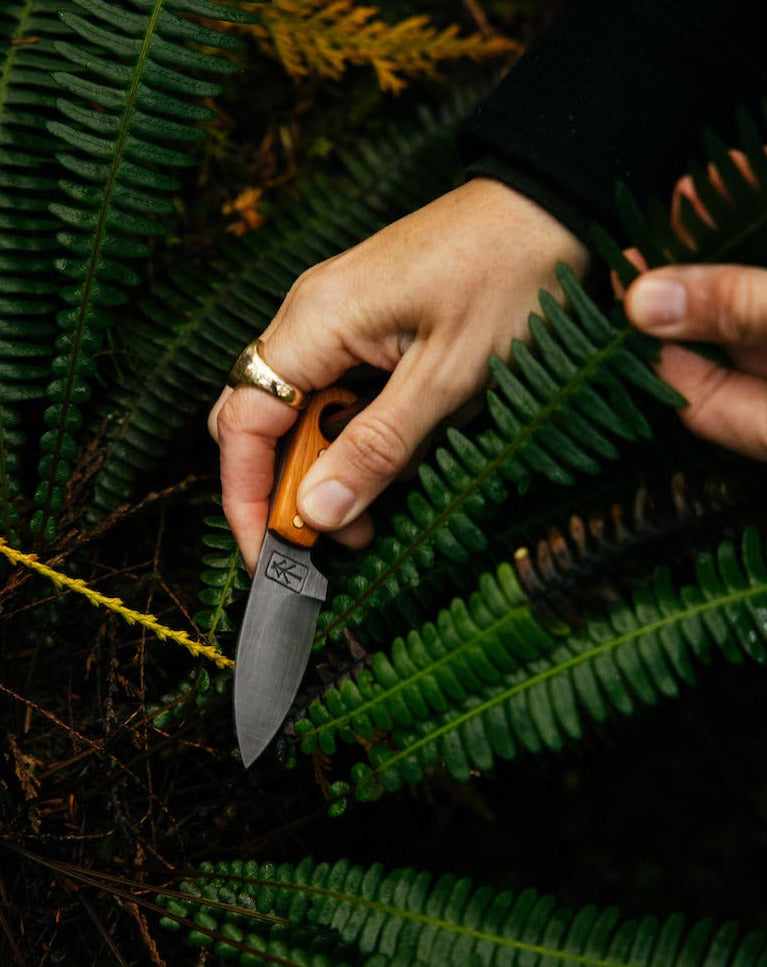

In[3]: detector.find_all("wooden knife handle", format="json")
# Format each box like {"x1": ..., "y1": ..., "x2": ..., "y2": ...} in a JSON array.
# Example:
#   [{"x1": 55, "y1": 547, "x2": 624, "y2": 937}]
[{"x1": 268, "y1": 386, "x2": 358, "y2": 548}]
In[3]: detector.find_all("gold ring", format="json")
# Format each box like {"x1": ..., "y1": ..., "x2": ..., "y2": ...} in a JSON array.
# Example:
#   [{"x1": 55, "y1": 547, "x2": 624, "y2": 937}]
[{"x1": 226, "y1": 338, "x2": 307, "y2": 409}]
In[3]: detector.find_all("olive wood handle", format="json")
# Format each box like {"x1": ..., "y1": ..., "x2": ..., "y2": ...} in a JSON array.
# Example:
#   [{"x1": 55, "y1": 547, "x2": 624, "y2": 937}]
[{"x1": 268, "y1": 386, "x2": 358, "y2": 548}]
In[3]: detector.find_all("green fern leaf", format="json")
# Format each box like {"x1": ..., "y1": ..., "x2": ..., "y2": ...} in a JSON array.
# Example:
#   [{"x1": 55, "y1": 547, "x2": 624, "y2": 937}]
[
  {"x1": 0, "y1": 1, "x2": 79, "y2": 539},
  {"x1": 295, "y1": 525, "x2": 767, "y2": 794},
  {"x1": 30, "y1": 0, "x2": 254, "y2": 543},
  {"x1": 195, "y1": 506, "x2": 248, "y2": 641},
  {"x1": 296, "y1": 560, "x2": 559, "y2": 758},
  {"x1": 88, "y1": 95, "x2": 476, "y2": 515},
  {"x1": 146, "y1": 666, "x2": 230, "y2": 729},
  {"x1": 315, "y1": 266, "x2": 684, "y2": 650},
  {"x1": 159, "y1": 858, "x2": 766, "y2": 967}
]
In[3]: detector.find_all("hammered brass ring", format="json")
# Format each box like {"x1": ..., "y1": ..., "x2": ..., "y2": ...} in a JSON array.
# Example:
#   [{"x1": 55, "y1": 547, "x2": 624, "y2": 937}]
[{"x1": 226, "y1": 338, "x2": 307, "y2": 410}]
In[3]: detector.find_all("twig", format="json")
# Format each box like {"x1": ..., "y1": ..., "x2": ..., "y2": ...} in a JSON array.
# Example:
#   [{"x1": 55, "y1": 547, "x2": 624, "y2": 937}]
[
  {"x1": 0, "y1": 473, "x2": 213, "y2": 609},
  {"x1": 58, "y1": 876, "x2": 130, "y2": 967},
  {"x1": 0, "y1": 682, "x2": 181, "y2": 835},
  {"x1": 0, "y1": 541, "x2": 232, "y2": 670},
  {"x1": 0, "y1": 871, "x2": 26, "y2": 967},
  {"x1": 122, "y1": 901, "x2": 167, "y2": 967}
]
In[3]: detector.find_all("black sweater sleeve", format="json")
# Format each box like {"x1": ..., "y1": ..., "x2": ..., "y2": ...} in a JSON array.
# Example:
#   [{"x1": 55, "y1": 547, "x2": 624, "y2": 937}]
[{"x1": 459, "y1": 0, "x2": 767, "y2": 245}]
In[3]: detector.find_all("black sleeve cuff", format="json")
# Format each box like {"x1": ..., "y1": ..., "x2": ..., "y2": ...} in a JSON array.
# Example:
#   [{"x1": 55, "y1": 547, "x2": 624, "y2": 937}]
[{"x1": 459, "y1": 0, "x2": 767, "y2": 243}]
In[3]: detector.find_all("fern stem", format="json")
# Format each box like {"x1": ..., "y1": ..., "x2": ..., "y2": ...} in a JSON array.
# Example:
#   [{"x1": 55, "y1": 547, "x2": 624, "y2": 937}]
[
  {"x1": 0, "y1": 539, "x2": 234, "y2": 668},
  {"x1": 367, "y1": 576, "x2": 767, "y2": 784},
  {"x1": 36, "y1": 0, "x2": 166, "y2": 542},
  {"x1": 709, "y1": 214, "x2": 767, "y2": 263},
  {"x1": 315, "y1": 325, "x2": 632, "y2": 647}
]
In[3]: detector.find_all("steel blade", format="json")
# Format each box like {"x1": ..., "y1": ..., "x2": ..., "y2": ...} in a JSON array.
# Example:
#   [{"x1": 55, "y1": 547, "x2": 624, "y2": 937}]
[{"x1": 234, "y1": 531, "x2": 327, "y2": 767}]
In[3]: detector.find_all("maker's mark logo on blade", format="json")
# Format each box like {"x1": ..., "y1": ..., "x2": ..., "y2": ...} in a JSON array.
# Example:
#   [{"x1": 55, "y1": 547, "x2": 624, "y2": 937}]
[{"x1": 265, "y1": 551, "x2": 309, "y2": 593}]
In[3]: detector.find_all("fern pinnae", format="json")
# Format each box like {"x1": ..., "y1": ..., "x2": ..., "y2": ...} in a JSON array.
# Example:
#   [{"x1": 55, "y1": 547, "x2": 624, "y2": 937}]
[
  {"x1": 315, "y1": 267, "x2": 683, "y2": 649},
  {"x1": 297, "y1": 526, "x2": 767, "y2": 794},
  {"x1": 342, "y1": 460, "x2": 761, "y2": 649},
  {"x1": 161, "y1": 858, "x2": 767, "y2": 967},
  {"x1": 195, "y1": 506, "x2": 249, "y2": 641},
  {"x1": 0, "y1": 1, "x2": 81, "y2": 541},
  {"x1": 358, "y1": 527, "x2": 767, "y2": 792},
  {"x1": 294, "y1": 562, "x2": 560, "y2": 756},
  {"x1": 291, "y1": 467, "x2": 758, "y2": 754},
  {"x1": 30, "y1": 0, "x2": 253, "y2": 543}
]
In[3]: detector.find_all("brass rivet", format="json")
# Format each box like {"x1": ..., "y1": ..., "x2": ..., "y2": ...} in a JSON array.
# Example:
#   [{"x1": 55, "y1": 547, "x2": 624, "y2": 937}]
[{"x1": 293, "y1": 514, "x2": 305, "y2": 529}]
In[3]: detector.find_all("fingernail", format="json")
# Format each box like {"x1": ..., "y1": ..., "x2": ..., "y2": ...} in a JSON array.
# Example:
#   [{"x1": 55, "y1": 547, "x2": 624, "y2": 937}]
[
  {"x1": 630, "y1": 278, "x2": 687, "y2": 329},
  {"x1": 300, "y1": 479, "x2": 356, "y2": 528}
]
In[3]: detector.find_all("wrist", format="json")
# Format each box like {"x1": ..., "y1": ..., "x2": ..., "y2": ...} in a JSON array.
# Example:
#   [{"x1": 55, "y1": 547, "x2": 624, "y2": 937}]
[{"x1": 459, "y1": 175, "x2": 590, "y2": 279}]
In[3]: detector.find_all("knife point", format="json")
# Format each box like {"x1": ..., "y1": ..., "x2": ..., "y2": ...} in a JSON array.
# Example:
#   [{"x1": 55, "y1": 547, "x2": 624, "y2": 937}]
[{"x1": 233, "y1": 532, "x2": 324, "y2": 768}]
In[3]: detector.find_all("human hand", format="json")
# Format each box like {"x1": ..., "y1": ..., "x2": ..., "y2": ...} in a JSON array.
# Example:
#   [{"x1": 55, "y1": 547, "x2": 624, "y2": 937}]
[
  {"x1": 624, "y1": 148, "x2": 767, "y2": 463},
  {"x1": 625, "y1": 264, "x2": 767, "y2": 461},
  {"x1": 208, "y1": 177, "x2": 589, "y2": 573}
]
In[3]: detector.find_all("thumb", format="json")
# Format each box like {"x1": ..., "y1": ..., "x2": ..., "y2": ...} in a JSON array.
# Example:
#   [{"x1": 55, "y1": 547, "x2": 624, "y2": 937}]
[
  {"x1": 297, "y1": 347, "x2": 453, "y2": 531},
  {"x1": 625, "y1": 264, "x2": 767, "y2": 345}
]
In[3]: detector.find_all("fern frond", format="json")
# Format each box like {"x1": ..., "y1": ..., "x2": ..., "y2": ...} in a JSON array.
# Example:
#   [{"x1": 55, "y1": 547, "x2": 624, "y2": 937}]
[
  {"x1": 159, "y1": 891, "x2": 364, "y2": 967},
  {"x1": 322, "y1": 448, "x2": 762, "y2": 650},
  {"x1": 240, "y1": 0, "x2": 519, "y2": 93},
  {"x1": 31, "y1": 0, "x2": 255, "y2": 542},
  {"x1": 0, "y1": 0, "x2": 78, "y2": 540},
  {"x1": 281, "y1": 464, "x2": 764, "y2": 763},
  {"x1": 295, "y1": 525, "x2": 767, "y2": 794},
  {"x1": 89, "y1": 95, "x2": 475, "y2": 515},
  {"x1": 195, "y1": 505, "x2": 248, "y2": 643},
  {"x1": 315, "y1": 265, "x2": 684, "y2": 650},
  {"x1": 146, "y1": 666, "x2": 231, "y2": 729},
  {"x1": 160, "y1": 858, "x2": 766, "y2": 967},
  {"x1": 595, "y1": 103, "x2": 767, "y2": 284},
  {"x1": 297, "y1": 559, "x2": 559, "y2": 758}
]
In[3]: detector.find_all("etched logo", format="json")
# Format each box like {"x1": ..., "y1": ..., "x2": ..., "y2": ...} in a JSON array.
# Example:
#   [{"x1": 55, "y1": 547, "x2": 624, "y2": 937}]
[{"x1": 266, "y1": 552, "x2": 308, "y2": 593}]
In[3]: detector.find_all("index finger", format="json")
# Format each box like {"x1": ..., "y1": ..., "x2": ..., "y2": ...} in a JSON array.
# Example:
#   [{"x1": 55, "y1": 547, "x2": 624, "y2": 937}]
[
  {"x1": 657, "y1": 342, "x2": 767, "y2": 461},
  {"x1": 216, "y1": 386, "x2": 299, "y2": 573}
]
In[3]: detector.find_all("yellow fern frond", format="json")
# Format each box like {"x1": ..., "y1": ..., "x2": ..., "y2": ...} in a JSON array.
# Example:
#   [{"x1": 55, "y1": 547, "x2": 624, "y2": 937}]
[
  {"x1": 0, "y1": 540, "x2": 234, "y2": 670},
  {"x1": 239, "y1": 0, "x2": 520, "y2": 92}
]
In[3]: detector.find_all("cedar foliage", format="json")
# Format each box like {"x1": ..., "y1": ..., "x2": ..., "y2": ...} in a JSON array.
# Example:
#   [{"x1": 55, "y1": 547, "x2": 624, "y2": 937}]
[
  {"x1": 238, "y1": 0, "x2": 519, "y2": 92},
  {"x1": 2, "y1": 1, "x2": 767, "y2": 965}
]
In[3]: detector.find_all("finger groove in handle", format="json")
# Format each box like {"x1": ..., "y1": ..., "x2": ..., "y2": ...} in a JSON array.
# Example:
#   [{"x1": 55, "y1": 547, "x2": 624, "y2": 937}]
[{"x1": 268, "y1": 387, "x2": 358, "y2": 548}]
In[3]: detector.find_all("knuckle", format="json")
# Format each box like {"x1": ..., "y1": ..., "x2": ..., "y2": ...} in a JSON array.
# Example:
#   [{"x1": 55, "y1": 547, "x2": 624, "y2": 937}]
[
  {"x1": 434, "y1": 345, "x2": 485, "y2": 400},
  {"x1": 679, "y1": 363, "x2": 728, "y2": 435},
  {"x1": 207, "y1": 407, "x2": 220, "y2": 442},
  {"x1": 289, "y1": 267, "x2": 319, "y2": 296},
  {"x1": 436, "y1": 365, "x2": 475, "y2": 402},
  {"x1": 345, "y1": 416, "x2": 410, "y2": 479},
  {"x1": 220, "y1": 491, "x2": 236, "y2": 522},
  {"x1": 711, "y1": 269, "x2": 756, "y2": 343},
  {"x1": 288, "y1": 264, "x2": 340, "y2": 312},
  {"x1": 215, "y1": 395, "x2": 244, "y2": 440}
]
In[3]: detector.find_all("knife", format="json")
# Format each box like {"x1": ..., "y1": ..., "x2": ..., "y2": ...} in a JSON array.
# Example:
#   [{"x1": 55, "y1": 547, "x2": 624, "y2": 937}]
[{"x1": 234, "y1": 385, "x2": 358, "y2": 767}]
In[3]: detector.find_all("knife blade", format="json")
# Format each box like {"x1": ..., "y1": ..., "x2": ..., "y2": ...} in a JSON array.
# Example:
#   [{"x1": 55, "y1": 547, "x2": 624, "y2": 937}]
[{"x1": 233, "y1": 386, "x2": 358, "y2": 767}]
